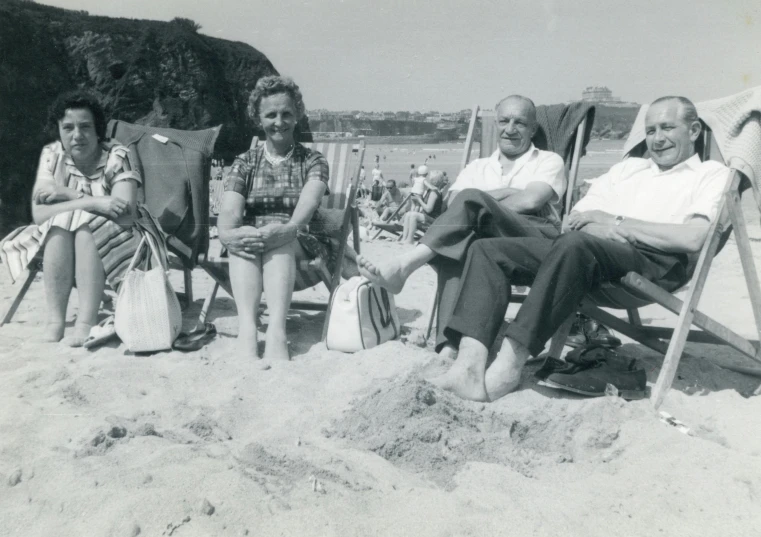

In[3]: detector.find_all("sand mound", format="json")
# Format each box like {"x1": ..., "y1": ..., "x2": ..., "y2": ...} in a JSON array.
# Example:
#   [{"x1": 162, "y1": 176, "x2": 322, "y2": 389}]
[{"x1": 329, "y1": 371, "x2": 648, "y2": 487}]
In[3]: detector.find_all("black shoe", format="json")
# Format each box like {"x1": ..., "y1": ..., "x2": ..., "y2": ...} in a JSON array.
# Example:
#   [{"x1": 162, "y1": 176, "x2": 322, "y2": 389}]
[
  {"x1": 173, "y1": 323, "x2": 217, "y2": 352},
  {"x1": 566, "y1": 314, "x2": 621, "y2": 349},
  {"x1": 541, "y1": 358, "x2": 646, "y2": 400},
  {"x1": 534, "y1": 344, "x2": 613, "y2": 380}
]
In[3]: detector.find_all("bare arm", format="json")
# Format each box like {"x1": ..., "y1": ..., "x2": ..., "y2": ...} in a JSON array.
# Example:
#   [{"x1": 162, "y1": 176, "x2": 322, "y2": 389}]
[
  {"x1": 110, "y1": 179, "x2": 139, "y2": 226},
  {"x1": 572, "y1": 210, "x2": 711, "y2": 253},
  {"x1": 620, "y1": 216, "x2": 710, "y2": 253},
  {"x1": 217, "y1": 191, "x2": 265, "y2": 260},
  {"x1": 484, "y1": 186, "x2": 522, "y2": 201},
  {"x1": 289, "y1": 180, "x2": 327, "y2": 226},
  {"x1": 500, "y1": 182, "x2": 556, "y2": 213},
  {"x1": 31, "y1": 180, "x2": 128, "y2": 225},
  {"x1": 416, "y1": 191, "x2": 440, "y2": 215}
]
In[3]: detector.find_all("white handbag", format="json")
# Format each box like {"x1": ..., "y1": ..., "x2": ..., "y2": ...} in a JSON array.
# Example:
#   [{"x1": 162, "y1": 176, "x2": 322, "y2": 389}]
[
  {"x1": 326, "y1": 276, "x2": 401, "y2": 352},
  {"x1": 115, "y1": 233, "x2": 182, "y2": 352}
]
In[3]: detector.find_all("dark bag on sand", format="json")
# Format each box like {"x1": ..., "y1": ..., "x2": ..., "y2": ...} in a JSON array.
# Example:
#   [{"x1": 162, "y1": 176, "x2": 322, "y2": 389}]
[{"x1": 371, "y1": 184, "x2": 383, "y2": 202}]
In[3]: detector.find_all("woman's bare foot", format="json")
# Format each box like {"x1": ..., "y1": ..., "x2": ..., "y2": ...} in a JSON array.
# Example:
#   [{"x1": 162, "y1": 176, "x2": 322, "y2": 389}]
[
  {"x1": 357, "y1": 256, "x2": 407, "y2": 294},
  {"x1": 263, "y1": 330, "x2": 290, "y2": 362},
  {"x1": 485, "y1": 337, "x2": 530, "y2": 401},
  {"x1": 236, "y1": 326, "x2": 259, "y2": 359},
  {"x1": 426, "y1": 337, "x2": 488, "y2": 402},
  {"x1": 62, "y1": 322, "x2": 93, "y2": 348},
  {"x1": 41, "y1": 322, "x2": 66, "y2": 343}
]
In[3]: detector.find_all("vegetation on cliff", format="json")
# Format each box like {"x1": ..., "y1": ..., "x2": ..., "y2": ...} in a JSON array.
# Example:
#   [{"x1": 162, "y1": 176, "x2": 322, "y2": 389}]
[{"x1": 0, "y1": 0, "x2": 284, "y2": 231}]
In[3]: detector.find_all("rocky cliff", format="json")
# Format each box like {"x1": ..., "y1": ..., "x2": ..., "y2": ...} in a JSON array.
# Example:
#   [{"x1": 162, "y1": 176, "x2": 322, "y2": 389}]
[{"x1": 0, "y1": 0, "x2": 286, "y2": 231}]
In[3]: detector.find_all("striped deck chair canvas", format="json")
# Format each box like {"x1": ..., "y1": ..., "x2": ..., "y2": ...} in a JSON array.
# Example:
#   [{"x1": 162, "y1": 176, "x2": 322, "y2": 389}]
[{"x1": 199, "y1": 139, "x2": 366, "y2": 340}]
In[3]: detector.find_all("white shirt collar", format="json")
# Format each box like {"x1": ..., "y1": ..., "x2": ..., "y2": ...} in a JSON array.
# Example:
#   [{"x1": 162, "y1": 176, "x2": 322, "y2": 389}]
[
  {"x1": 648, "y1": 153, "x2": 702, "y2": 175},
  {"x1": 489, "y1": 144, "x2": 538, "y2": 172}
]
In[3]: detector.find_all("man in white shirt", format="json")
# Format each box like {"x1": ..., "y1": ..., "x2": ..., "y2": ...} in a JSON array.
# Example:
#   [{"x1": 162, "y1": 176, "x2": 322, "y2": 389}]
[
  {"x1": 422, "y1": 96, "x2": 730, "y2": 402},
  {"x1": 358, "y1": 95, "x2": 567, "y2": 356}
]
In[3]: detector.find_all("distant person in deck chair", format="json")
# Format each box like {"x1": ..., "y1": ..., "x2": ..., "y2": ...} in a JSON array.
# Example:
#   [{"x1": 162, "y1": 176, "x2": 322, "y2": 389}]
[
  {"x1": 367, "y1": 96, "x2": 730, "y2": 402},
  {"x1": 374, "y1": 179, "x2": 405, "y2": 223},
  {"x1": 357, "y1": 94, "x2": 567, "y2": 358}
]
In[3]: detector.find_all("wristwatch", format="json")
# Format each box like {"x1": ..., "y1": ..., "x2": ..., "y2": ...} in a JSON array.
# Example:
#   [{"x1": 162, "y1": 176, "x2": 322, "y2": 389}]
[{"x1": 614, "y1": 215, "x2": 625, "y2": 226}]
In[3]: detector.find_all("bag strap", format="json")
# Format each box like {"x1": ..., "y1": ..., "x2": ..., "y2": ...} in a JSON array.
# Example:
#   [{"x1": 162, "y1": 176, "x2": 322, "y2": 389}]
[
  {"x1": 125, "y1": 236, "x2": 148, "y2": 273},
  {"x1": 143, "y1": 232, "x2": 168, "y2": 271}
]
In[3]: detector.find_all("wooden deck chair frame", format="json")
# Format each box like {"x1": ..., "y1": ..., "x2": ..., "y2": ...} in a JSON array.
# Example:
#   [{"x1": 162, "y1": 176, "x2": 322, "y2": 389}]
[
  {"x1": 541, "y1": 127, "x2": 761, "y2": 407},
  {"x1": 424, "y1": 105, "x2": 590, "y2": 340},
  {"x1": 199, "y1": 138, "x2": 366, "y2": 340}
]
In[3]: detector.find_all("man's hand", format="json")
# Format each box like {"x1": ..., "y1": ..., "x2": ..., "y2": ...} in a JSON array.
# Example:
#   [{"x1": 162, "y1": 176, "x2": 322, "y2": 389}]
[
  {"x1": 33, "y1": 184, "x2": 75, "y2": 205},
  {"x1": 567, "y1": 210, "x2": 616, "y2": 230},
  {"x1": 221, "y1": 226, "x2": 265, "y2": 260},
  {"x1": 258, "y1": 223, "x2": 297, "y2": 252},
  {"x1": 88, "y1": 196, "x2": 129, "y2": 220},
  {"x1": 579, "y1": 223, "x2": 633, "y2": 245}
]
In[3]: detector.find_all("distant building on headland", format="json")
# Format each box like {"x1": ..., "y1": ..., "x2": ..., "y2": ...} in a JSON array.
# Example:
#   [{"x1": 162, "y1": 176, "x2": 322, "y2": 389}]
[
  {"x1": 582, "y1": 86, "x2": 621, "y2": 103},
  {"x1": 576, "y1": 87, "x2": 638, "y2": 109}
]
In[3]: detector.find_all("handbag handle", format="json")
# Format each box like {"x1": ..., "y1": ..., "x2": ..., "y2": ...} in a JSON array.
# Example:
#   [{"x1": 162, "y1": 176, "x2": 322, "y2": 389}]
[{"x1": 123, "y1": 233, "x2": 167, "y2": 274}]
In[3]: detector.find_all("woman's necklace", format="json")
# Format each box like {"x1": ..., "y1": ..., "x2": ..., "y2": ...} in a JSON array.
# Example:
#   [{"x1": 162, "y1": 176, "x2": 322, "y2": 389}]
[{"x1": 264, "y1": 143, "x2": 294, "y2": 166}]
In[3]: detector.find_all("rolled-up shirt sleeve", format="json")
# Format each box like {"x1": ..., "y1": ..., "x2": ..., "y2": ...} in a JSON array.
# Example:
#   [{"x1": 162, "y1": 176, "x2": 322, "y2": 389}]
[
  {"x1": 447, "y1": 160, "x2": 480, "y2": 195},
  {"x1": 685, "y1": 164, "x2": 731, "y2": 223},
  {"x1": 570, "y1": 170, "x2": 614, "y2": 214},
  {"x1": 532, "y1": 152, "x2": 566, "y2": 201},
  {"x1": 108, "y1": 146, "x2": 142, "y2": 186}
]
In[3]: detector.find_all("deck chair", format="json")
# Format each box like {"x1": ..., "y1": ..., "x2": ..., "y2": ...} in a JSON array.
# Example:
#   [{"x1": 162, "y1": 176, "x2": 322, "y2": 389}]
[
  {"x1": 543, "y1": 98, "x2": 761, "y2": 407},
  {"x1": 0, "y1": 120, "x2": 221, "y2": 325},
  {"x1": 106, "y1": 120, "x2": 221, "y2": 306},
  {"x1": 199, "y1": 139, "x2": 366, "y2": 340},
  {"x1": 424, "y1": 103, "x2": 596, "y2": 340}
]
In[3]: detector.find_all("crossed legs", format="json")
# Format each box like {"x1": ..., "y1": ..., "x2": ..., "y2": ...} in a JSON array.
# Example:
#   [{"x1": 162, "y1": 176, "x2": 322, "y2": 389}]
[
  {"x1": 42, "y1": 226, "x2": 105, "y2": 346},
  {"x1": 436, "y1": 232, "x2": 676, "y2": 402},
  {"x1": 229, "y1": 240, "x2": 299, "y2": 363}
]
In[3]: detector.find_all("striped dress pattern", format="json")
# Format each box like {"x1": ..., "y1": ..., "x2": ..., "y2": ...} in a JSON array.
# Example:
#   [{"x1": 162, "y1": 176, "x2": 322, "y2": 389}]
[{"x1": 1, "y1": 141, "x2": 163, "y2": 289}]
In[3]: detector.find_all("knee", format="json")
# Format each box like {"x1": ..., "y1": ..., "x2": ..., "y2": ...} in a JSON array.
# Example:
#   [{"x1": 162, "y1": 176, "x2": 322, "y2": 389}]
[
  {"x1": 450, "y1": 188, "x2": 486, "y2": 207},
  {"x1": 549, "y1": 232, "x2": 595, "y2": 261}
]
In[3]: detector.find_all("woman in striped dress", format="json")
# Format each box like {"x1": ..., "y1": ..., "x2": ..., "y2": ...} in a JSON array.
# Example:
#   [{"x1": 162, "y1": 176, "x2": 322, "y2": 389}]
[{"x1": 23, "y1": 91, "x2": 160, "y2": 346}]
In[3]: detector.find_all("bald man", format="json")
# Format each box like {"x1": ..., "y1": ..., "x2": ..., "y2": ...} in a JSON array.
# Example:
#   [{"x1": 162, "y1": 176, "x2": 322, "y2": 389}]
[{"x1": 359, "y1": 95, "x2": 567, "y2": 357}]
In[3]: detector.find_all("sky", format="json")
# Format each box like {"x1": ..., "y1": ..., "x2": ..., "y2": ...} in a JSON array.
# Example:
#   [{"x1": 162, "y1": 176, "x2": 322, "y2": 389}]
[{"x1": 39, "y1": 0, "x2": 761, "y2": 112}]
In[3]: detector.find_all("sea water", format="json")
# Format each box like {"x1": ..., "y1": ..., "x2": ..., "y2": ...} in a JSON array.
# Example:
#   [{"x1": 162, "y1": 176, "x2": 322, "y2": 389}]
[{"x1": 363, "y1": 139, "x2": 624, "y2": 186}]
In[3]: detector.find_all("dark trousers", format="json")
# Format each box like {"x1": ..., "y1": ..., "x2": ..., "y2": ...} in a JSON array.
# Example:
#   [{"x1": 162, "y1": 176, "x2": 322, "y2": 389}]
[
  {"x1": 419, "y1": 188, "x2": 559, "y2": 351},
  {"x1": 444, "y1": 232, "x2": 688, "y2": 356}
]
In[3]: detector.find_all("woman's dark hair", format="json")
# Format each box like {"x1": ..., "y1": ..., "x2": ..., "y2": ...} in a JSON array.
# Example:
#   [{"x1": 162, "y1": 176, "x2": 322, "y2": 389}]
[
  {"x1": 247, "y1": 76, "x2": 305, "y2": 127},
  {"x1": 47, "y1": 90, "x2": 107, "y2": 141}
]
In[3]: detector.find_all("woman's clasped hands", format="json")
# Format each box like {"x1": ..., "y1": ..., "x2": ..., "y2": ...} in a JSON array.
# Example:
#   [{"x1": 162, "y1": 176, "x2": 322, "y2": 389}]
[{"x1": 223, "y1": 223, "x2": 297, "y2": 260}]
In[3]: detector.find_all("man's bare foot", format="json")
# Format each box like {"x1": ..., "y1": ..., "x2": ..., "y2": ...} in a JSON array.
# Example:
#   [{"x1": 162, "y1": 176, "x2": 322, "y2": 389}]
[
  {"x1": 356, "y1": 256, "x2": 407, "y2": 294},
  {"x1": 62, "y1": 322, "x2": 93, "y2": 348},
  {"x1": 485, "y1": 337, "x2": 530, "y2": 401},
  {"x1": 438, "y1": 344, "x2": 458, "y2": 361},
  {"x1": 426, "y1": 337, "x2": 488, "y2": 402},
  {"x1": 263, "y1": 331, "x2": 290, "y2": 362},
  {"x1": 427, "y1": 362, "x2": 488, "y2": 402},
  {"x1": 41, "y1": 322, "x2": 65, "y2": 343}
]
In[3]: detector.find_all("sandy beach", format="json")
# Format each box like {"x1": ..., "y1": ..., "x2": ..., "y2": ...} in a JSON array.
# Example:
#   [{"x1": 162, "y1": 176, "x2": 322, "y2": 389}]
[{"x1": 2, "y1": 213, "x2": 761, "y2": 536}]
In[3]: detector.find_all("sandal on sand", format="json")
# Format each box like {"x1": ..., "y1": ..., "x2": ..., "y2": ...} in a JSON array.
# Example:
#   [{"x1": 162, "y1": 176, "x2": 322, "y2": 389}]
[
  {"x1": 83, "y1": 316, "x2": 117, "y2": 350},
  {"x1": 173, "y1": 323, "x2": 217, "y2": 352}
]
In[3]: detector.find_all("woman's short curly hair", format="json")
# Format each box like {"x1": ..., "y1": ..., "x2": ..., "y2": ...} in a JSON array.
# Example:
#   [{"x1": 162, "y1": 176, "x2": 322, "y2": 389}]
[
  {"x1": 48, "y1": 90, "x2": 107, "y2": 141},
  {"x1": 247, "y1": 76, "x2": 306, "y2": 126}
]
